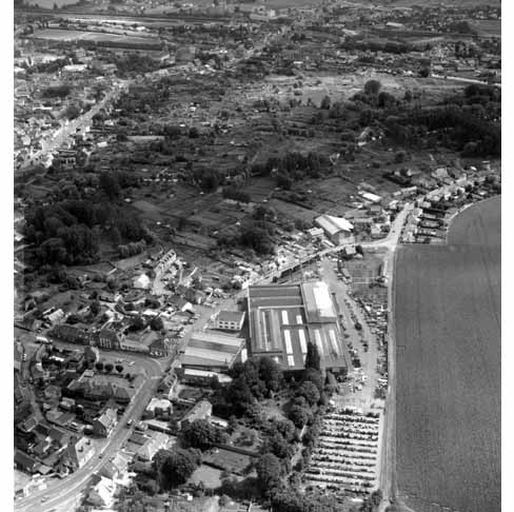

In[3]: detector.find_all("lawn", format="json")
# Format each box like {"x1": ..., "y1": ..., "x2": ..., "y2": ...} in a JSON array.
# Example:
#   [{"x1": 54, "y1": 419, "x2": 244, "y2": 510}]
[{"x1": 189, "y1": 465, "x2": 223, "y2": 489}]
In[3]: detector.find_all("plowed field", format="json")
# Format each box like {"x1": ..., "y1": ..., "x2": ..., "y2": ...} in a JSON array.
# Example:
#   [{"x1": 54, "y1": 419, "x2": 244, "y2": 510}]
[{"x1": 394, "y1": 197, "x2": 500, "y2": 512}]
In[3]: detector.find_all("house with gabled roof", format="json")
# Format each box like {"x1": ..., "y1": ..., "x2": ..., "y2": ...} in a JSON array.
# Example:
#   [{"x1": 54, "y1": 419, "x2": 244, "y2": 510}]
[
  {"x1": 93, "y1": 408, "x2": 117, "y2": 437},
  {"x1": 149, "y1": 337, "x2": 171, "y2": 358}
]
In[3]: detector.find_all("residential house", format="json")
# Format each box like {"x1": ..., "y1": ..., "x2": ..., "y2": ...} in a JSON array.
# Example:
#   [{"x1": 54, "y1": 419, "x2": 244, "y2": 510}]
[
  {"x1": 99, "y1": 452, "x2": 129, "y2": 480},
  {"x1": 59, "y1": 397, "x2": 76, "y2": 411},
  {"x1": 358, "y1": 191, "x2": 382, "y2": 204},
  {"x1": 86, "y1": 476, "x2": 116, "y2": 509},
  {"x1": 65, "y1": 436, "x2": 95, "y2": 470},
  {"x1": 154, "y1": 249, "x2": 177, "y2": 278},
  {"x1": 307, "y1": 227, "x2": 324, "y2": 240},
  {"x1": 53, "y1": 149, "x2": 76, "y2": 170},
  {"x1": 145, "y1": 398, "x2": 172, "y2": 420},
  {"x1": 119, "y1": 338, "x2": 149, "y2": 354},
  {"x1": 69, "y1": 370, "x2": 143, "y2": 404},
  {"x1": 179, "y1": 400, "x2": 212, "y2": 430},
  {"x1": 48, "y1": 427, "x2": 70, "y2": 448},
  {"x1": 93, "y1": 329, "x2": 123, "y2": 350},
  {"x1": 44, "y1": 384, "x2": 62, "y2": 401},
  {"x1": 93, "y1": 408, "x2": 117, "y2": 437},
  {"x1": 148, "y1": 337, "x2": 171, "y2": 358},
  {"x1": 370, "y1": 225, "x2": 383, "y2": 239},
  {"x1": 19, "y1": 416, "x2": 38, "y2": 434},
  {"x1": 341, "y1": 246, "x2": 357, "y2": 259},
  {"x1": 133, "y1": 273, "x2": 151, "y2": 290},
  {"x1": 51, "y1": 324, "x2": 91, "y2": 345},
  {"x1": 215, "y1": 311, "x2": 246, "y2": 332},
  {"x1": 368, "y1": 204, "x2": 384, "y2": 219},
  {"x1": 136, "y1": 432, "x2": 170, "y2": 462},
  {"x1": 46, "y1": 309, "x2": 65, "y2": 325},
  {"x1": 15, "y1": 450, "x2": 39, "y2": 473},
  {"x1": 84, "y1": 346, "x2": 100, "y2": 365},
  {"x1": 431, "y1": 167, "x2": 449, "y2": 182}
]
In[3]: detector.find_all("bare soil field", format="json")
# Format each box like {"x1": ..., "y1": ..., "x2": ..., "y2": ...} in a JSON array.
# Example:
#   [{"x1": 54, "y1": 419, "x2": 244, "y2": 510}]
[
  {"x1": 394, "y1": 197, "x2": 500, "y2": 512},
  {"x1": 30, "y1": 28, "x2": 160, "y2": 46}
]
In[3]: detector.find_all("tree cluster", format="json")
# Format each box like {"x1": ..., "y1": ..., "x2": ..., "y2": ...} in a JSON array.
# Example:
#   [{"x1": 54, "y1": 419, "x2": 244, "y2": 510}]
[
  {"x1": 180, "y1": 419, "x2": 227, "y2": 450},
  {"x1": 213, "y1": 357, "x2": 284, "y2": 417},
  {"x1": 41, "y1": 84, "x2": 71, "y2": 99},
  {"x1": 252, "y1": 151, "x2": 329, "y2": 186},
  {"x1": 152, "y1": 447, "x2": 201, "y2": 490},
  {"x1": 24, "y1": 196, "x2": 148, "y2": 266},
  {"x1": 222, "y1": 185, "x2": 251, "y2": 203}
]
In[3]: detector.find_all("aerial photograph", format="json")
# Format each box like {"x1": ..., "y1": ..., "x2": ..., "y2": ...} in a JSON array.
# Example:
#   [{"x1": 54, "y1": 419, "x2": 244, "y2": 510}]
[{"x1": 12, "y1": 0, "x2": 501, "y2": 512}]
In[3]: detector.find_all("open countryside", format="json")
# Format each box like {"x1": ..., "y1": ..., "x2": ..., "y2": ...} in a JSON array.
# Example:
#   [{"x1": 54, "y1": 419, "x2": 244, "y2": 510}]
[{"x1": 394, "y1": 197, "x2": 500, "y2": 512}]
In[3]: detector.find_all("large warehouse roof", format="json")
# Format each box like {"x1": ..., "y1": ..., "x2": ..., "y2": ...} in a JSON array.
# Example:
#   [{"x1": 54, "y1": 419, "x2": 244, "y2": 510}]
[
  {"x1": 315, "y1": 215, "x2": 353, "y2": 237},
  {"x1": 180, "y1": 331, "x2": 244, "y2": 369},
  {"x1": 301, "y1": 281, "x2": 337, "y2": 323},
  {"x1": 247, "y1": 283, "x2": 348, "y2": 372}
]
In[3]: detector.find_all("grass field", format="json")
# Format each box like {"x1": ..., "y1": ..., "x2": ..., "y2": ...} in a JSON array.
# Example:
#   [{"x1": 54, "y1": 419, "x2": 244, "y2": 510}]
[{"x1": 394, "y1": 197, "x2": 500, "y2": 512}]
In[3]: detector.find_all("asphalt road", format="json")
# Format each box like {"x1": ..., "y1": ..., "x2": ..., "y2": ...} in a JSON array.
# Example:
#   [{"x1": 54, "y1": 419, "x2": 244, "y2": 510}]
[
  {"x1": 14, "y1": 206, "x2": 410, "y2": 512},
  {"x1": 15, "y1": 347, "x2": 166, "y2": 512},
  {"x1": 17, "y1": 81, "x2": 127, "y2": 173}
]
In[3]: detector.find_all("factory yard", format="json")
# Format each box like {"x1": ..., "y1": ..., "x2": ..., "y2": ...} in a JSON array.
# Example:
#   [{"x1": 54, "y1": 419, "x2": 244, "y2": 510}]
[
  {"x1": 394, "y1": 197, "x2": 500, "y2": 512},
  {"x1": 304, "y1": 408, "x2": 382, "y2": 495}
]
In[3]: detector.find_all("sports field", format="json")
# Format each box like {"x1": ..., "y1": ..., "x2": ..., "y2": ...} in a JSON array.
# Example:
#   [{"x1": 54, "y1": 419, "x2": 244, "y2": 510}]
[{"x1": 394, "y1": 197, "x2": 500, "y2": 512}]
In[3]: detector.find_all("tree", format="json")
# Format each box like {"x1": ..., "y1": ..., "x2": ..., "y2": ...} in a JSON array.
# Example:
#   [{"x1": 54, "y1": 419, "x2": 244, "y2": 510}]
[
  {"x1": 304, "y1": 342, "x2": 321, "y2": 371},
  {"x1": 111, "y1": 227, "x2": 122, "y2": 246},
  {"x1": 115, "y1": 364, "x2": 124, "y2": 373},
  {"x1": 239, "y1": 223, "x2": 274, "y2": 255},
  {"x1": 289, "y1": 404, "x2": 311, "y2": 428},
  {"x1": 276, "y1": 170, "x2": 292, "y2": 190},
  {"x1": 90, "y1": 300, "x2": 101, "y2": 316},
  {"x1": 267, "y1": 419, "x2": 296, "y2": 444},
  {"x1": 64, "y1": 104, "x2": 81, "y2": 120},
  {"x1": 364, "y1": 80, "x2": 382, "y2": 96},
  {"x1": 256, "y1": 453, "x2": 282, "y2": 491},
  {"x1": 153, "y1": 448, "x2": 201, "y2": 490},
  {"x1": 320, "y1": 95, "x2": 331, "y2": 109},
  {"x1": 258, "y1": 357, "x2": 283, "y2": 393},
  {"x1": 95, "y1": 362, "x2": 104, "y2": 372},
  {"x1": 99, "y1": 173, "x2": 121, "y2": 200},
  {"x1": 129, "y1": 315, "x2": 146, "y2": 332},
  {"x1": 298, "y1": 381, "x2": 320, "y2": 406},
  {"x1": 370, "y1": 490, "x2": 383, "y2": 508},
  {"x1": 150, "y1": 316, "x2": 164, "y2": 331},
  {"x1": 419, "y1": 66, "x2": 430, "y2": 78},
  {"x1": 378, "y1": 91, "x2": 396, "y2": 108},
  {"x1": 105, "y1": 363, "x2": 114, "y2": 373},
  {"x1": 253, "y1": 205, "x2": 276, "y2": 222},
  {"x1": 180, "y1": 419, "x2": 222, "y2": 450},
  {"x1": 224, "y1": 376, "x2": 255, "y2": 416},
  {"x1": 66, "y1": 313, "x2": 81, "y2": 325},
  {"x1": 303, "y1": 368, "x2": 324, "y2": 392},
  {"x1": 266, "y1": 432, "x2": 293, "y2": 460}
]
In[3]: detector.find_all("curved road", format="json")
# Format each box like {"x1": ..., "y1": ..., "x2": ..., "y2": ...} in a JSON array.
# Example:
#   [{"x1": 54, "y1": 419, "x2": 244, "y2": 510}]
[
  {"x1": 14, "y1": 204, "x2": 412, "y2": 512},
  {"x1": 15, "y1": 348, "x2": 168, "y2": 512}
]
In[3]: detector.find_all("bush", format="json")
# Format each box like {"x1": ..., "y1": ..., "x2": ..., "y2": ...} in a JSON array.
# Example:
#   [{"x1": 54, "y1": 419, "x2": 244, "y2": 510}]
[{"x1": 223, "y1": 186, "x2": 251, "y2": 203}]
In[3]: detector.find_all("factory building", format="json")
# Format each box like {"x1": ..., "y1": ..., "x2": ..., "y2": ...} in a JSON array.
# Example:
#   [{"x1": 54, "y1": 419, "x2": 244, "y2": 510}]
[{"x1": 247, "y1": 282, "x2": 348, "y2": 374}]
